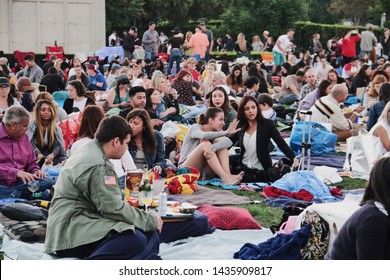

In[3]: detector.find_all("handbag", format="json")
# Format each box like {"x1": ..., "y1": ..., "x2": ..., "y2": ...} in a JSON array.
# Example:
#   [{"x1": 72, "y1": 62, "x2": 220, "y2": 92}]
[{"x1": 290, "y1": 121, "x2": 337, "y2": 156}]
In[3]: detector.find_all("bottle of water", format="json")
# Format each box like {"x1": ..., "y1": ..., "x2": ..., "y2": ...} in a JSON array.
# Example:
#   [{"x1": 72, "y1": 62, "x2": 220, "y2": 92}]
[{"x1": 158, "y1": 191, "x2": 167, "y2": 215}]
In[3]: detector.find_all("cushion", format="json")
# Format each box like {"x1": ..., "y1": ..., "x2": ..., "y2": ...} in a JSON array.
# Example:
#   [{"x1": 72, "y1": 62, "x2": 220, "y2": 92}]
[
  {"x1": 1, "y1": 203, "x2": 48, "y2": 221},
  {"x1": 0, "y1": 213, "x2": 46, "y2": 243},
  {"x1": 196, "y1": 205, "x2": 262, "y2": 230}
]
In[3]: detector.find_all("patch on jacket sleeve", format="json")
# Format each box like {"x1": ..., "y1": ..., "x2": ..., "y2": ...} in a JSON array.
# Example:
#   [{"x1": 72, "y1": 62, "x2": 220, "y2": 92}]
[{"x1": 104, "y1": 176, "x2": 117, "y2": 186}]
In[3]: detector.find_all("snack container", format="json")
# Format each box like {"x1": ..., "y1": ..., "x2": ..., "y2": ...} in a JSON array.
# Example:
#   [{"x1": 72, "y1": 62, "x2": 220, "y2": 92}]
[{"x1": 125, "y1": 170, "x2": 143, "y2": 199}]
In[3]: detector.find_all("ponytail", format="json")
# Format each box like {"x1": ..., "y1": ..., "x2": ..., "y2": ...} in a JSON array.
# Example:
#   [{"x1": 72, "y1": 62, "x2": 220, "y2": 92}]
[{"x1": 197, "y1": 107, "x2": 223, "y2": 125}]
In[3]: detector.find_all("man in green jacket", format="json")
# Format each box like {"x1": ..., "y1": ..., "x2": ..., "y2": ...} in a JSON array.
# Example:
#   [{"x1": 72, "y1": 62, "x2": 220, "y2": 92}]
[{"x1": 44, "y1": 116, "x2": 163, "y2": 259}]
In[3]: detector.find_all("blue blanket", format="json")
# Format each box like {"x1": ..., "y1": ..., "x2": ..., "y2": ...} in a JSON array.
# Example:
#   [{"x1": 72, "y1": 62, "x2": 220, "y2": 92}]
[
  {"x1": 234, "y1": 224, "x2": 311, "y2": 260},
  {"x1": 272, "y1": 171, "x2": 335, "y2": 201},
  {"x1": 197, "y1": 178, "x2": 269, "y2": 191}
]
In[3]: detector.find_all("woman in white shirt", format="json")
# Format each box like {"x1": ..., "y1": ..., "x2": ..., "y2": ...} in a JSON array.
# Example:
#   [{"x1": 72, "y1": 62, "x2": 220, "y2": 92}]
[
  {"x1": 370, "y1": 101, "x2": 390, "y2": 156},
  {"x1": 63, "y1": 80, "x2": 95, "y2": 114}
]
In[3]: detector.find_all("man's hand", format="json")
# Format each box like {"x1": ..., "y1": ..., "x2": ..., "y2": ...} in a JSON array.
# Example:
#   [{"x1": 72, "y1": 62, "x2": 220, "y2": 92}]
[
  {"x1": 153, "y1": 213, "x2": 164, "y2": 233},
  {"x1": 16, "y1": 170, "x2": 35, "y2": 184}
]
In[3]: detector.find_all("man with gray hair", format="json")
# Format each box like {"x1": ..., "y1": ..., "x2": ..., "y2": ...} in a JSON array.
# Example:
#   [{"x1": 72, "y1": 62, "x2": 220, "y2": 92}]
[
  {"x1": 0, "y1": 105, "x2": 52, "y2": 198},
  {"x1": 310, "y1": 84, "x2": 364, "y2": 141}
]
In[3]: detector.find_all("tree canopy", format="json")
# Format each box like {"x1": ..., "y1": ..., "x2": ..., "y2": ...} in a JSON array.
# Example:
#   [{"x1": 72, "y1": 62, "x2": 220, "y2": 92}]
[{"x1": 105, "y1": 0, "x2": 390, "y2": 39}]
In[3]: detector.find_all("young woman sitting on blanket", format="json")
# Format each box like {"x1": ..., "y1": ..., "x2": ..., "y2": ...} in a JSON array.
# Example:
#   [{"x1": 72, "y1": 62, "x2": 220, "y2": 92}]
[
  {"x1": 126, "y1": 108, "x2": 166, "y2": 175},
  {"x1": 326, "y1": 157, "x2": 390, "y2": 260},
  {"x1": 229, "y1": 96, "x2": 299, "y2": 183},
  {"x1": 178, "y1": 107, "x2": 243, "y2": 185}
]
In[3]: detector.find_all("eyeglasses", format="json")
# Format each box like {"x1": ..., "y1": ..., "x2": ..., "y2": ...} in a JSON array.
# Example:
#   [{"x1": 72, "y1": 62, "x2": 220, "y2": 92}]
[{"x1": 0, "y1": 85, "x2": 10, "y2": 89}]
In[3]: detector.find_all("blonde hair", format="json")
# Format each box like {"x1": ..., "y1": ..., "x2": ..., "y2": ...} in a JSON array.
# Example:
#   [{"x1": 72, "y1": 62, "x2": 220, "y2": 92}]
[
  {"x1": 236, "y1": 33, "x2": 247, "y2": 52},
  {"x1": 151, "y1": 71, "x2": 165, "y2": 91}
]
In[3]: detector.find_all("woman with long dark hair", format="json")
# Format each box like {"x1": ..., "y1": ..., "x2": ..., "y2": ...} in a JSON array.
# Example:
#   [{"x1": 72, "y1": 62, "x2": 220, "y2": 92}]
[
  {"x1": 226, "y1": 65, "x2": 244, "y2": 94},
  {"x1": 126, "y1": 108, "x2": 166, "y2": 175},
  {"x1": 247, "y1": 65, "x2": 269, "y2": 94},
  {"x1": 326, "y1": 157, "x2": 390, "y2": 259},
  {"x1": 229, "y1": 96, "x2": 298, "y2": 182},
  {"x1": 208, "y1": 86, "x2": 237, "y2": 130}
]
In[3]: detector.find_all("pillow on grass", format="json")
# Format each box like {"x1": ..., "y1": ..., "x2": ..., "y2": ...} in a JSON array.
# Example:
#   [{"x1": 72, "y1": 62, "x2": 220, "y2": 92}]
[
  {"x1": 0, "y1": 213, "x2": 46, "y2": 243},
  {"x1": 196, "y1": 205, "x2": 262, "y2": 230}
]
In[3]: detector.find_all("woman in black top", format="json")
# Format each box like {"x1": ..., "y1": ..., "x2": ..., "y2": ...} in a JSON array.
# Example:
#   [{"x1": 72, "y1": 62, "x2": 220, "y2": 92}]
[
  {"x1": 326, "y1": 157, "x2": 390, "y2": 260},
  {"x1": 167, "y1": 27, "x2": 184, "y2": 76},
  {"x1": 229, "y1": 96, "x2": 298, "y2": 182},
  {"x1": 350, "y1": 64, "x2": 371, "y2": 95}
]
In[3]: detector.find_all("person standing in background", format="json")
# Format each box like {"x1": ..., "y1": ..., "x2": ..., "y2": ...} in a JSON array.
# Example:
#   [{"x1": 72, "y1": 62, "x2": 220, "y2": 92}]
[
  {"x1": 122, "y1": 26, "x2": 137, "y2": 60},
  {"x1": 108, "y1": 30, "x2": 119, "y2": 46},
  {"x1": 142, "y1": 21, "x2": 159, "y2": 61},
  {"x1": 200, "y1": 23, "x2": 213, "y2": 62},
  {"x1": 380, "y1": 28, "x2": 390, "y2": 60},
  {"x1": 360, "y1": 27, "x2": 378, "y2": 59}
]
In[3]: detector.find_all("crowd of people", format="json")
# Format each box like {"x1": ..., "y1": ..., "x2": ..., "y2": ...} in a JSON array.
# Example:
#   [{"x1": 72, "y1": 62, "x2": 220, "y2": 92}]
[{"x1": 1, "y1": 22, "x2": 390, "y2": 260}]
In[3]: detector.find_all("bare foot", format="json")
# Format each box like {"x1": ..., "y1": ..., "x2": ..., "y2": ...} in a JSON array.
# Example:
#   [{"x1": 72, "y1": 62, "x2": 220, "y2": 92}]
[{"x1": 223, "y1": 176, "x2": 242, "y2": 186}]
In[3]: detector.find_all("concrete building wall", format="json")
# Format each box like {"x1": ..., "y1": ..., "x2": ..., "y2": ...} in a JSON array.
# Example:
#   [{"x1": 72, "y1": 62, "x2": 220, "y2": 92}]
[{"x1": 0, "y1": 0, "x2": 105, "y2": 54}]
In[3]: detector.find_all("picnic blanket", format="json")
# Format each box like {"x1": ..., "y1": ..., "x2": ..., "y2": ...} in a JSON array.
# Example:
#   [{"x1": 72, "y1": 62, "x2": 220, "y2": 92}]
[
  {"x1": 0, "y1": 224, "x2": 273, "y2": 260},
  {"x1": 197, "y1": 178, "x2": 269, "y2": 191},
  {"x1": 170, "y1": 185, "x2": 251, "y2": 206}
]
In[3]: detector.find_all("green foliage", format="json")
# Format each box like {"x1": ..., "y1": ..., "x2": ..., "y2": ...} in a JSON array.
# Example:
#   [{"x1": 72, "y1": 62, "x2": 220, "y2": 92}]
[
  {"x1": 106, "y1": 0, "x2": 145, "y2": 32},
  {"x1": 328, "y1": 0, "x2": 376, "y2": 26},
  {"x1": 307, "y1": 0, "x2": 338, "y2": 24}
]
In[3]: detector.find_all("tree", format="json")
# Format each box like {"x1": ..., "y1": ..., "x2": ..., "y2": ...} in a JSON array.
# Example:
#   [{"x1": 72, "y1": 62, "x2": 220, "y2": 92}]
[
  {"x1": 218, "y1": 0, "x2": 307, "y2": 40},
  {"x1": 106, "y1": 0, "x2": 145, "y2": 31},
  {"x1": 328, "y1": 0, "x2": 376, "y2": 26},
  {"x1": 307, "y1": 0, "x2": 338, "y2": 24}
]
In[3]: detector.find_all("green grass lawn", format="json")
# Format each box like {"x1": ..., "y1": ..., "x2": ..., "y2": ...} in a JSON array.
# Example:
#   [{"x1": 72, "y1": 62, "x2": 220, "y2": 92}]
[{"x1": 204, "y1": 176, "x2": 366, "y2": 228}]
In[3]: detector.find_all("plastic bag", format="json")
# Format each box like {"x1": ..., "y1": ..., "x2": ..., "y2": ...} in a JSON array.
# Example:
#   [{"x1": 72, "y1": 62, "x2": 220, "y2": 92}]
[
  {"x1": 160, "y1": 120, "x2": 181, "y2": 138},
  {"x1": 290, "y1": 121, "x2": 337, "y2": 155}
]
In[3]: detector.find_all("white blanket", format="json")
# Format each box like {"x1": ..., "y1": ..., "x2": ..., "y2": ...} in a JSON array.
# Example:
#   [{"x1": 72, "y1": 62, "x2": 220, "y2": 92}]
[{"x1": 0, "y1": 224, "x2": 273, "y2": 260}]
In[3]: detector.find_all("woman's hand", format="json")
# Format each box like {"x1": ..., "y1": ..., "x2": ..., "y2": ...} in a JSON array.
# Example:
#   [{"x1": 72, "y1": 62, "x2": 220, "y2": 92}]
[
  {"x1": 120, "y1": 101, "x2": 128, "y2": 108},
  {"x1": 152, "y1": 165, "x2": 162, "y2": 174},
  {"x1": 34, "y1": 170, "x2": 47, "y2": 180},
  {"x1": 224, "y1": 119, "x2": 241, "y2": 135},
  {"x1": 45, "y1": 153, "x2": 55, "y2": 165},
  {"x1": 292, "y1": 158, "x2": 300, "y2": 170},
  {"x1": 203, "y1": 145, "x2": 215, "y2": 160},
  {"x1": 170, "y1": 88, "x2": 178, "y2": 99},
  {"x1": 166, "y1": 107, "x2": 176, "y2": 115}
]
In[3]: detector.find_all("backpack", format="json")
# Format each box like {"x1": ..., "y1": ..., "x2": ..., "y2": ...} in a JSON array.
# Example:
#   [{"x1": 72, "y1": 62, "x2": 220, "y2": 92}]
[{"x1": 300, "y1": 210, "x2": 330, "y2": 260}]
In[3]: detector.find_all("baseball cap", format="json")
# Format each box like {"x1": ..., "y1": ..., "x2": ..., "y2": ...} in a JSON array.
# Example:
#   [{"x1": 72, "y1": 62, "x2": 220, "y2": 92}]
[
  {"x1": 130, "y1": 26, "x2": 138, "y2": 32},
  {"x1": 87, "y1": 64, "x2": 97, "y2": 72},
  {"x1": 0, "y1": 77, "x2": 10, "y2": 87}
]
